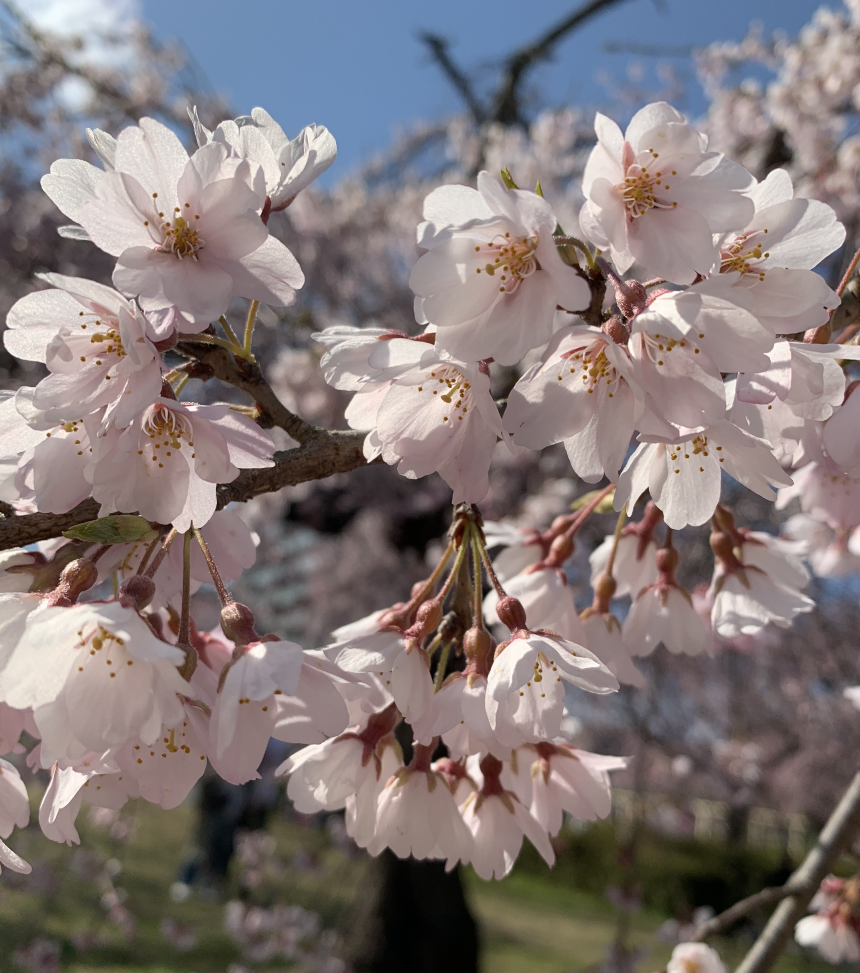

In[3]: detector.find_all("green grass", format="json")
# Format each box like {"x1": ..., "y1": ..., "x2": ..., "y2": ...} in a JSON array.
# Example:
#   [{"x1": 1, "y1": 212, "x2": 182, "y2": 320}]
[{"x1": 0, "y1": 792, "x2": 836, "y2": 973}]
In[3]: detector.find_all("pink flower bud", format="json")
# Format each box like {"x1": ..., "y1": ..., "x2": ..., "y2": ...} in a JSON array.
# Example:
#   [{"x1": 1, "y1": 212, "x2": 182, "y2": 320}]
[
  {"x1": 220, "y1": 602, "x2": 259, "y2": 645},
  {"x1": 495, "y1": 596, "x2": 527, "y2": 632},
  {"x1": 118, "y1": 575, "x2": 156, "y2": 612}
]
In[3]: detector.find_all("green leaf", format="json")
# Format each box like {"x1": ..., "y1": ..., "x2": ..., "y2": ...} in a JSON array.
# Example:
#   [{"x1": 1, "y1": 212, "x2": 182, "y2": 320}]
[
  {"x1": 570, "y1": 489, "x2": 616, "y2": 515},
  {"x1": 500, "y1": 167, "x2": 519, "y2": 190},
  {"x1": 535, "y1": 180, "x2": 545, "y2": 198},
  {"x1": 63, "y1": 515, "x2": 158, "y2": 545}
]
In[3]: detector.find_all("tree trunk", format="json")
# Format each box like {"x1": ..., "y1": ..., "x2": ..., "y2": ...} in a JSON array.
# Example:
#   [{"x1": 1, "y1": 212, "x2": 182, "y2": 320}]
[{"x1": 346, "y1": 851, "x2": 479, "y2": 973}]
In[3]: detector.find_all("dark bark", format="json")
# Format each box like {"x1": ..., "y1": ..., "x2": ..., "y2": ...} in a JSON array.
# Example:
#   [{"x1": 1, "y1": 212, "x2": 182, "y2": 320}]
[{"x1": 346, "y1": 853, "x2": 479, "y2": 973}]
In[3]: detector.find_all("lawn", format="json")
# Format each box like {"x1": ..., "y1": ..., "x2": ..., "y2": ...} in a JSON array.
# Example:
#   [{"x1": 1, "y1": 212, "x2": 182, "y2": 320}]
[{"x1": 0, "y1": 788, "x2": 834, "y2": 973}]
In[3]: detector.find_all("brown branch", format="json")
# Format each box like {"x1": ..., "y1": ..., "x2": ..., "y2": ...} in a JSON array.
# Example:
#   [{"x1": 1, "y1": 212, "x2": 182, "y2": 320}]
[
  {"x1": 734, "y1": 768, "x2": 860, "y2": 973},
  {"x1": 176, "y1": 339, "x2": 317, "y2": 443},
  {"x1": 419, "y1": 32, "x2": 487, "y2": 124},
  {"x1": 0, "y1": 429, "x2": 373, "y2": 552},
  {"x1": 690, "y1": 882, "x2": 815, "y2": 943},
  {"x1": 491, "y1": 0, "x2": 637, "y2": 125}
]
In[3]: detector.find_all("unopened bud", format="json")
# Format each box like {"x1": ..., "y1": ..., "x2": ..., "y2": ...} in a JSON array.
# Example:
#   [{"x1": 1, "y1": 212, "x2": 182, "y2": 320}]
[
  {"x1": 463, "y1": 626, "x2": 493, "y2": 665},
  {"x1": 495, "y1": 596, "x2": 527, "y2": 632},
  {"x1": 412, "y1": 598, "x2": 443, "y2": 638},
  {"x1": 547, "y1": 534, "x2": 574, "y2": 564},
  {"x1": 804, "y1": 322, "x2": 832, "y2": 344},
  {"x1": 45, "y1": 557, "x2": 99, "y2": 607},
  {"x1": 709, "y1": 530, "x2": 734, "y2": 562},
  {"x1": 153, "y1": 331, "x2": 177, "y2": 354},
  {"x1": 615, "y1": 280, "x2": 647, "y2": 319},
  {"x1": 602, "y1": 316, "x2": 630, "y2": 345},
  {"x1": 593, "y1": 572, "x2": 617, "y2": 608},
  {"x1": 220, "y1": 602, "x2": 259, "y2": 645},
  {"x1": 655, "y1": 546, "x2": 679, "y2": 575},
  {"x1": 118, "y1": 575, "x2": 156, "y2": 611}
]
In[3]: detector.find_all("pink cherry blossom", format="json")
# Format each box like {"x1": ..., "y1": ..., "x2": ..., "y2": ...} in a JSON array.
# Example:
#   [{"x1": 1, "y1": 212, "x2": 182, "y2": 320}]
[
  {"x1": 410, "y1": 172, "x2": 590, "y2": 365},
  {"x1": 90, "y1": 397, "x2": 274, "y2": 531},
  {"x1": 42, "y1": 117, "x2": 304, "y2": 325},
  {"x1": 580, "y1": 102, "x2": 754, "y2": 284}
]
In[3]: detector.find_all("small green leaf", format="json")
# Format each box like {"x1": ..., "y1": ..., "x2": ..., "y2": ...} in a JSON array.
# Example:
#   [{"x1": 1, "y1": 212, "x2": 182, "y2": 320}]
[
  {"x1": 500, "y1": 167, "x2": 519, "y2": 190},
  {"x1": 63, "y1": 515, "x2": 158, "y2": 545},
  {"x1": 570, "y1": 489, "x2": 616, "y2": 515},
  {"x1": 535, "y1": 180, "x2": 544, "y2": 198}
]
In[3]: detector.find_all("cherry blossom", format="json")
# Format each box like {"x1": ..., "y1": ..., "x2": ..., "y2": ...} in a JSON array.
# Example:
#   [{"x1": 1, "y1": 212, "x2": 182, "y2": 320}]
[
  {"x1": 715, "y1": 168, "x2": 844, "y2": 334},
  {"x1": 5, "y1": 275, "x2": 163, "y2": 431},
  {"x1": 486, "y1": 630, "x2": 618, "y2": 744},
  {"x1": 580, "y1": 102, "x2": 754, "y2": 283},
  {"x1": 410, "y1": 172, "x2": 591, "y2": 365},
  {"x1": 503, "y1": 325, "x2": 639, "y2": 481},
  {"x1": 666, "y1": 943, "x2": 726, "y2": 973},
  {"x1": 506, "y1": 744, "x2": 628, "y2": 835},
  {"x1": 616, "y1": 420, "x2": 792, "y2": 530},
  {"x1": 42, "y1": 117, "x2": 304, "y2": 325},
  {"x1": 0, "y1": 601, "x2": 187, "y2": 764},
  {"x1": 709, "y1": 516, "x2": 814, "y2": 638},
  {"x1": 90, "y1": 396, "x2": 274, "y2": 531},
  {"x1": 457, "y1": 754, "x2": 554, "y2": 880},
  {"x1": 192, "y1": 107, "x2": 336, "y2": 211},
  {"x1": 353, "y1": 340, "x2": 506, "y2": 504}
]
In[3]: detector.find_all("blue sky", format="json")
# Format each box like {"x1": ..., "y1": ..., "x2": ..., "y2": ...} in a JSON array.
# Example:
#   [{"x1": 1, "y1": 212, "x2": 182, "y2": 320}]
[{"x1": 139, "y1": 0, "x2": 822, "y2": 177}]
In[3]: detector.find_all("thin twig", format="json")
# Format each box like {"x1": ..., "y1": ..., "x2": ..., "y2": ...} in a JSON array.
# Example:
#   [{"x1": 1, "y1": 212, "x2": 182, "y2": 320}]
[
  {"x1": 690, "y1": 882, "x2": 815, "y2": 944},
  {"x1": 734, "y1": 768, "x2": 860, "y2": 973},
  {"x1": 419, "y1": 32, "x2": 486, "y2": 123},
  {"x1": 491, "y1": 0, "x2": 637, "y2": 125}
]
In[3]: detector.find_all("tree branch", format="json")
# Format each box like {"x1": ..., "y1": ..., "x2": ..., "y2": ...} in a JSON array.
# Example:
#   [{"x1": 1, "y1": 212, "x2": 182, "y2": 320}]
[
  {"x1": 689, "y1": 882, "x2": 815, "y2": 944},
  {"x1": 419, "y1": 32, "x2": 487, "y2": 124},
  {"x1": 491, "y1": 0, "x2": 637, "y2": 125},
  {"x1": 0, "y1": 429, "x2": 374, "y2": 552},
  {"x1": 734, "y1": 768, "x2": 860, "y2": 973},
  {"x1": 176, "y1": 339, "x2": 318, "y2": 443}
]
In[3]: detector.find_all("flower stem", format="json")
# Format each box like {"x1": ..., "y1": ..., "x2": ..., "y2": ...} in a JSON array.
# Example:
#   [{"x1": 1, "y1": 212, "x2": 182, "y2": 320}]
[
  {"x1": 218, "y1": 315, "x2": 240, "y2": 346},
  {"x1": 479, "y1": 539, "x2": 507, "y2": 601},
  {"x1": 178, "y1": 529, "x2": 192, "y2": 647},
  {"x1": 192, "y1": 525, "x2": 232, "y2": 606},
  {"x1": 144, "y1": 529, "x2": 176, "y2": 579},
  {"x1": 433, "y1": 642, "x2": 452, "y2": 692},
  {"x1": 136, "y1": 532, "x2": 164, "y2": 576},
  {"x1": 177, "y1": 332, "x2": 242, "y2": 354},
  {"x1": 563, "y1": 483, "x2": 616, "y2": 541},
  {"x1": 242, "y1": 300, "x2": 260, "y2": 362},
  {"x1": 605, "y1": 509, "x2": 627, "y2": 580},
  {"x1": 471, "y1": 532, "x2": 485, "y2": 628},
  {"x1": 837, "y1": 245, "x2": 860, "y2": 298},
  {"x1": 438, "y1": 530, "x2": 471, "y2": 602},
  {"x1": 555, "y1": 235, "x2": 596, "y2": 269}
]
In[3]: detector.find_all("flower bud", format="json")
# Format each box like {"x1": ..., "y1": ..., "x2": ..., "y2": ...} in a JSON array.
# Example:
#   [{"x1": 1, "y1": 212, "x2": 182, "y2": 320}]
[
  {"x1": 547, "y1": 533, "x2": 574, "y2": 565},
  {"x1": 45, "y1": 558, "x2": 99, "y2": 607},
  {"x1": 118, "y1": 575, "x2": 156, "y2": 612},
  {"x1": 803, "y1": 322, "x2": 832, "y2": 344},
  {"x1": 655, "y1": 546, "x2": 679, "y2": 575},
  {"x1": 709, "y1": 530, "x2": 735, "y2": 562},
  {"x1": 593, "y1": 572, "x2": 617, "y2": 609},
  {"x1": 412, "y1": 597, "x2": 443, "y2": 638},
  {"x1": 463, "y1": 626, "x2": 493, "y2": 666},
  {"x1": 220, "y1": 602, "x2": 259, "y2": 645},
  {"x1": 614, "y1": 280, "x2": 647, "y2": 319},
  {"x1": 602, "y1": 316, "x2": 630, "y2": 345},
  {"x1": 495, "y1": 596, "x2": 527, "y2": 632}
]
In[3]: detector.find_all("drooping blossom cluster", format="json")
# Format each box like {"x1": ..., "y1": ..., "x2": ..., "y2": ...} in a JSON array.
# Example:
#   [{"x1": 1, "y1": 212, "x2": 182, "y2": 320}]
[{"x1": 0, "y1": 87, "x2": 853, "y2": 909}]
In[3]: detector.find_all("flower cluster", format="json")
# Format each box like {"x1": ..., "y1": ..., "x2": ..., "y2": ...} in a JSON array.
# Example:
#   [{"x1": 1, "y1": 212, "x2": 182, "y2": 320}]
[{"x1": 0, "y1": 92, "x2": 852, "y2": 891}]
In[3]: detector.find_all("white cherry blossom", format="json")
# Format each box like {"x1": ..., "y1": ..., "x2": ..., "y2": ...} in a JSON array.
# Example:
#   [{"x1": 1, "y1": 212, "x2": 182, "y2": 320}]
[
  {"x1": 616, "y1": 420, "x2": 792, "y2": 530},
  {"x1": 90, "y1": 397, "x2": 274, "y2": 531},
  {"x1": 580, "y1": 102, "x2": 754, "y2": 283},
  {"x1": 504, "y1": 325, "x2": 640, "y2": 482},
  {"x1": 42, "y1": 117, "x2": 304, "y2": 325},
  {"x1": 0, "y1": 602, "x2": 187, "y2": 765},
  {"x1": 716, "y1": 168, "x2": 844, "y2": 334},
  {"x1": 193, "y1": 107, "x2": 336, "y2": 210},
  {"x1": 410, "y1": 172, "x2": 590, "y2": 365},
  {"x1": 6, "y1": 275, "x2": 163, "y2": 432},
  {"x1": 667, "y1": 943, "x2": 726, "y2": 973}
]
